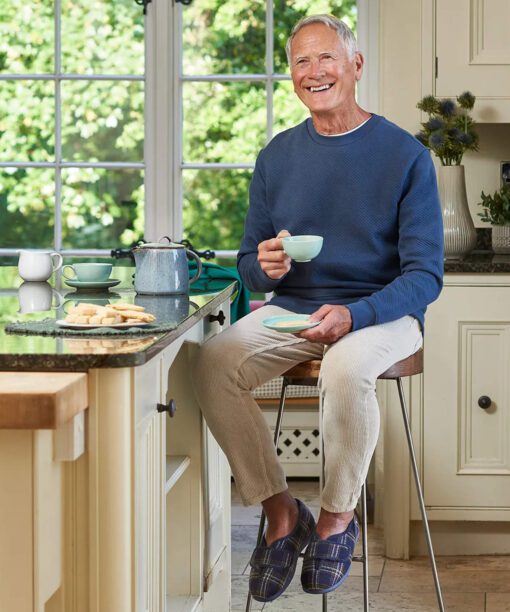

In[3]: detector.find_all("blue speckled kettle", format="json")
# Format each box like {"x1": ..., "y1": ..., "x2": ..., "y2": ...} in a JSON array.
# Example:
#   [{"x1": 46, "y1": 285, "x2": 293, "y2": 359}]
[{"x1": 132, "y1": 236, "x2": 202, "y2": 295}]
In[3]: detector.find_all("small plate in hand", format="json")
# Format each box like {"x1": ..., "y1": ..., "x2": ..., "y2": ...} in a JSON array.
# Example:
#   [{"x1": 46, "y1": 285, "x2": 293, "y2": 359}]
[
  {"x1": 56, "y1": 319, "x2": 149, "y2": 329},
  {"x1": 262, "y1": 314, "x2": 320, "y2": 333}
]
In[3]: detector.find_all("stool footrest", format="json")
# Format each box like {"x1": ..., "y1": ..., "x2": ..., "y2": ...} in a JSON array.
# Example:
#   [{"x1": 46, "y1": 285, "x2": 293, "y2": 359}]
[{"x1": 352, "y1": 555, "x2": 365, "y2": 562}]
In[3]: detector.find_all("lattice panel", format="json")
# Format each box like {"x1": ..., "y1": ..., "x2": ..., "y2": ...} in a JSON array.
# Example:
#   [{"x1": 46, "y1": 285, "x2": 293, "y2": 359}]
[{"x1": 274, "y1": 427, "x2": 320, "y2": 464}]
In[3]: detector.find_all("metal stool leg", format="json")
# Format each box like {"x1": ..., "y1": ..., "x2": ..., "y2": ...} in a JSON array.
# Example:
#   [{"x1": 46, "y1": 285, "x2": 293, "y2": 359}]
[
  {"x1": 396, "y1": 378, "x2": 445, "y2": 612},
  {"x1": 245, "y1": 379, "x2": 290, "y2": 612},
  {"x1": 361, "y1": 482, "x2": 369, "y2": 611}
]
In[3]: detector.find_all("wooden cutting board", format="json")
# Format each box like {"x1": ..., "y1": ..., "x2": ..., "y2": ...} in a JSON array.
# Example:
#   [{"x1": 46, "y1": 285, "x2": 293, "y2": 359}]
[{"x1": 0, "y1": 372, "x2": 88, "y2": 429}]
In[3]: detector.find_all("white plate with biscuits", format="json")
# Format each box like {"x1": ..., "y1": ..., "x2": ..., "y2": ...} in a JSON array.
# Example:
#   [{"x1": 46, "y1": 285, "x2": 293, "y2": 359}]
[{"x1": 59, "y1": 301, "x2": 156, "y2": 328}]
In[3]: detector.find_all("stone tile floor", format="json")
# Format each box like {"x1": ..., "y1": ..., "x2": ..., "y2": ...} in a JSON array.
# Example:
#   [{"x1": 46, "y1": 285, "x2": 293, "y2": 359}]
[{"x1": 231, "y1": 481, "x2": 510, "y2": 611}]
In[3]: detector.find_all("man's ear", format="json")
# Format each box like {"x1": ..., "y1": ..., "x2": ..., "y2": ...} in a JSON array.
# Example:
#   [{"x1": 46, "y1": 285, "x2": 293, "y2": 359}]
[{"x1": 354, "y1": 51, "x2": 364, "y2": 81}]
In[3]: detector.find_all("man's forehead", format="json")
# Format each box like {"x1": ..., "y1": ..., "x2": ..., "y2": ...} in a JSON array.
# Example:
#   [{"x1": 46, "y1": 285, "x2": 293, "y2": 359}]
[{"x1": 291, "y1": 24, "x2": 345, "y2": 56}]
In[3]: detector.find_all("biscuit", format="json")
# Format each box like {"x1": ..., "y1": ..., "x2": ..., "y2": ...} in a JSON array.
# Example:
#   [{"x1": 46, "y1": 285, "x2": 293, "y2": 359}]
[
  {"x1": 101, "y1": 316, "x2": 123, "y2": 325},
  {"x1": 73, "y1": 305, "x2": 97, "y2": 316},
  {"x1": 110, "y1": 303, "x2": 145, "y2": 312},
  {"x1": 75, "y1": 315, "x2": 90, "y2": 324},
  {"x1": 115, "y1": 310, "x2": 155, "y2": 322}
]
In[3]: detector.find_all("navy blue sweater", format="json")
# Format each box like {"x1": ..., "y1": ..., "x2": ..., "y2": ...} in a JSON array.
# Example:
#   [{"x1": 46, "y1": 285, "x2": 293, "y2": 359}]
[{"x1": 237, "y1": 115, "x2": 444, "y2": 331}]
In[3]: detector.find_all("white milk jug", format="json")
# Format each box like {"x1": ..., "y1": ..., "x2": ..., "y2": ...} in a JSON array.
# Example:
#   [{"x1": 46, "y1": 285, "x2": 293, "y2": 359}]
[{"x1": 17, "y1": 249, "x2": 63, "y2": 282}]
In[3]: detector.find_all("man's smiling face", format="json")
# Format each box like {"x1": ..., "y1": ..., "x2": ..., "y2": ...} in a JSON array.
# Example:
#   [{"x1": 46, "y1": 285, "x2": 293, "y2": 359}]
[{"x1": 290, "y1": 23, "x2": 362, "y2": 117}]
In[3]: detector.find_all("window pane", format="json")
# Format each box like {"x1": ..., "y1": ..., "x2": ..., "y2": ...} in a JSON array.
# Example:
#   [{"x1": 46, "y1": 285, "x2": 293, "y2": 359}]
[
  {"x1": 182, "y1": 169, "x2": 251, "y2": 251},
  {"x1": 0, "y1": 168, "x2": 55, "y2": 248},
  {"x1": 182, "y1": 1, "x2": 265, "y2": 75},
  {"x1": 61, "y1": 168, "x2": 144, "y2": 249},
  {"x1": 0, "y1": 2, "x2": 54, "y2": 74},
  {"x1": 273, "y1": 80, "x2": 309, "y2": 135},
  {"x1": 61, "y1": 80, "x2": 144, "y2": 162},
  {"x1": 273, "y1": 1, "x2": 358, "y2": 73},
  {"x1": 183, "y1": 82, "x2": 265, "y2": 164},
  {"x1": 61, "y1": 0, "x2": 144, "y2": 75},
  {"x1": 0, "y1": 80, "x2": 54, "y2": 162}
]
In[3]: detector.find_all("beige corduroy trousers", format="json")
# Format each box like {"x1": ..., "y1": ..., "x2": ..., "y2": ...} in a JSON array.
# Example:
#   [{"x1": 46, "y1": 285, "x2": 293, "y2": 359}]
[{"x1": 193, "y1": 304, "x2": 423, "y2": 512}]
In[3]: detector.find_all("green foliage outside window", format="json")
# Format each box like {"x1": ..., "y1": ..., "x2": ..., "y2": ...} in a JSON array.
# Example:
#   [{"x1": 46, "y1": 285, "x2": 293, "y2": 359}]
[{"x1": 0, "y1": 0, "x2": 144, "y2": 250}]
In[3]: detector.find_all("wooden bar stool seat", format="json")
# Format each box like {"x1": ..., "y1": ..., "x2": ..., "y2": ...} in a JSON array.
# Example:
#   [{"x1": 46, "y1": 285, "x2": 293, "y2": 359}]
[{"x1": 283, "y1": 348, "x2": 424, "y2": 382}]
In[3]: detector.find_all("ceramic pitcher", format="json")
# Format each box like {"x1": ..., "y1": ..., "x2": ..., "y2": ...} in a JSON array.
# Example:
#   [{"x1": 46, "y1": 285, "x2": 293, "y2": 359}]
[{"x1": 17, "y1": 249, "x2": 63, "y2": 282}]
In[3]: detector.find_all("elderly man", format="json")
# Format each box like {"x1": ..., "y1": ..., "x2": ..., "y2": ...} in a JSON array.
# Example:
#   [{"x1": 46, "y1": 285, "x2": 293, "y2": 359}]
[{"x1": 194, "y1": 14, "x2": 443, "y2": 602}]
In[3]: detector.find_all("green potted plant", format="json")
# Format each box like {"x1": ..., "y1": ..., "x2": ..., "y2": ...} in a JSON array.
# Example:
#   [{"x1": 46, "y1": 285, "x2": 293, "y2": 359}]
[
  {"x1": 477, "y1": 185, "x2": 510, "y2": 253},
  {"x1": 415, "y1": 92, "x2": 479, "y2": 260}
]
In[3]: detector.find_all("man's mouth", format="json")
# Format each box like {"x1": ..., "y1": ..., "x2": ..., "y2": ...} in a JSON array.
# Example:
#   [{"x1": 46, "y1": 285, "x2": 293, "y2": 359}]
[{"x1": 306, "y1": 83, "x2": 333, "y2": 93}]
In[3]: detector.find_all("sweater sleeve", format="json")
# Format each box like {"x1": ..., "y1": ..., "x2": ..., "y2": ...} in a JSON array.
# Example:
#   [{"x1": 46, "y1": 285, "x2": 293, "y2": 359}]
[
  {"x1": 237, "y1": 153, "x2": 288, "y2": 293},
  {"x1": 346, "y1": 150, "x2": 444, "y2": 330}
]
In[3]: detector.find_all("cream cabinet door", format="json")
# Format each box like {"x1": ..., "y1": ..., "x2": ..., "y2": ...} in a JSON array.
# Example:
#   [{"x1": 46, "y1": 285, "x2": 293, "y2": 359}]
[
  {"x1": 435, "y1": 0, "x2": 510, "y2": 121},
  {"x1": 135, "y1": 356, "x2": 165, "y2": 612},
  {"x1": 424, "y1": 285, "x2": 510, "y2": 512}
]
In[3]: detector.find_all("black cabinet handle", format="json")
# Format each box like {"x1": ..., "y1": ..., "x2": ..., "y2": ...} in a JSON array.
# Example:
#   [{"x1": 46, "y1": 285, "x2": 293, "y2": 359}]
[
  {"x1": 208, "y1": 310, "x2": 226, "y2": 326},
  {"x1": 478, "y1": 395, "x2": 492, "y2": 410},
  {"x1": 157, "y1": 398, "x2": 177, "y2": 417}
]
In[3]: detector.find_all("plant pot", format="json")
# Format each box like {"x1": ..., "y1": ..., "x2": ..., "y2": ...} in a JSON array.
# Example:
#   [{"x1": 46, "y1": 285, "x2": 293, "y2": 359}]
[
  {"x1": 491, "y1": 225, "x2": 510, "y2": 254},
  {"x1": 437, "y1": 165, "x2": 477, "y2": 260}
]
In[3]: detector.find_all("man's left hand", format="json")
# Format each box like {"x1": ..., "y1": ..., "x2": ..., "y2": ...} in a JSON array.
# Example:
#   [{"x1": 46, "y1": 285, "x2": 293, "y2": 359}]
[{"x1": 297, "y1": 304, "x2": 353, "y2": 344}]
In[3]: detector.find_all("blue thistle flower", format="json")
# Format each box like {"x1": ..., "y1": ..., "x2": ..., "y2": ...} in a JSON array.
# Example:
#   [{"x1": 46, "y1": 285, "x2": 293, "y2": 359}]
[
  {"x1": 438, "y1": 99, "x2": 456, "y2": 118},
  {"x1": 425, "y1": 117, "x2": 445, "y2": 131},
  {"x1": 457, "y1": 132, "x2": 474, "y2": 146},
  {"x1": 429, "y1": 130, "x2": 445, "y2": 148}
]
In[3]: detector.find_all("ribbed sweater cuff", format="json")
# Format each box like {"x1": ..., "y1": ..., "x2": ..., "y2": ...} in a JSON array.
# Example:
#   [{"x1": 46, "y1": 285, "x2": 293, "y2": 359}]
[
  {"x1": 346, "y1": 299, "x2": 376, "y2": 331},
  {"x1": 251, "y1": 263, "x2": 286, "y2": 292}
]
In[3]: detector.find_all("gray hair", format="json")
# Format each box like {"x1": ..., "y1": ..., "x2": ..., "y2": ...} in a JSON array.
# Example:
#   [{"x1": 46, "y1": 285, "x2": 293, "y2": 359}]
[{"x1": 285, "y1": 14, "x2": 358, "y2": 64}]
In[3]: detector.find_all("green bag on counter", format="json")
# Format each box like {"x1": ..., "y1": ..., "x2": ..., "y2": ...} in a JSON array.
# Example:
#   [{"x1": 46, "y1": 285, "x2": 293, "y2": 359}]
[{"x1": 188, "y1": 261, "x2": 250, "y2": 323}]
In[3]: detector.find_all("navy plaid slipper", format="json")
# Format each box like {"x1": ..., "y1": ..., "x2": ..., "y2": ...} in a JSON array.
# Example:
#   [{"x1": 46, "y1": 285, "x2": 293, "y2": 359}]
[
  {"x1": 248, "y1": 499, "x2": 315, "y2": 602},
  {"x1": 301, "y1": 515, "x2": 360, "y2": 594}
]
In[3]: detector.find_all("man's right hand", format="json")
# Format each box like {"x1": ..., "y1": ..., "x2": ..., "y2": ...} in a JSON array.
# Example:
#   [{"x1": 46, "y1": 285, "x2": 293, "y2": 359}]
[{"x1": 257, "y1": 229, "x2": 291, "y2": 280}]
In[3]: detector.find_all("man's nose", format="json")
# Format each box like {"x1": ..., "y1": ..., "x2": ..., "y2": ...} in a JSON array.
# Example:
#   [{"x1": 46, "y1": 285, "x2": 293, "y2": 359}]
[{"x1": 309, "y1": 58, "x2": 325, "y2": 78}]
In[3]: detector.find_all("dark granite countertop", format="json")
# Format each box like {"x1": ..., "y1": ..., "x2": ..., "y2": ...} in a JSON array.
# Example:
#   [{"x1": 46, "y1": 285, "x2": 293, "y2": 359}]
[
  {"x1": 0, "y1": 266, "x2": 236, "y2": 371},
  {"x1": 444, "y1": 251, "x2": 510, "y2": 273},
  {"x1": 444, "y1": 228, "x2": 510, "y2": 273}
]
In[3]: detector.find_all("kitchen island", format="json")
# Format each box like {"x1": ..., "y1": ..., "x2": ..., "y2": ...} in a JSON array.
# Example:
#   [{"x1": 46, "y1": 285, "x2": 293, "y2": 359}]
[{"x1": 0, "y1": 266, "x2": 235, "y2": 612}]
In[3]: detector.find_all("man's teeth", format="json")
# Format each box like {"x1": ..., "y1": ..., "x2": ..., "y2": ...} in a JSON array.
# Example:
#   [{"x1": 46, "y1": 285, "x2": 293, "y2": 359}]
[{"x1": 309, "y1": 84, "x2": 332, "y2": 92}]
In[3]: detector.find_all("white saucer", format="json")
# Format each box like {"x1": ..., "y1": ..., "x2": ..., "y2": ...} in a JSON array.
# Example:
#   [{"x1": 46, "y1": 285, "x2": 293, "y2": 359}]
[
  {"x1": 63, "y1": 278, "x2": 121, "y2": 292},
  {"x1": 56, "y1": 319, "x2": 149, "y2": 329}
]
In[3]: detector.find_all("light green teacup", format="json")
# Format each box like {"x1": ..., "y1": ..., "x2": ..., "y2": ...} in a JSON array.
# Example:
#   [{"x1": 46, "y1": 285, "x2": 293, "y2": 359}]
[
  {"x1": 63, "y1": 262, "x2": 112, "y2": 282},
  {"x1": 282, "y1": 235, "x2": 323, "y2": 262}
]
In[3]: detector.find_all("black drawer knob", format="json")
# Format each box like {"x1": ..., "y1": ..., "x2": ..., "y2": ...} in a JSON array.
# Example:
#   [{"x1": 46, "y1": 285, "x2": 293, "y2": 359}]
[
  {"x1": 208, "y1": 310, "x2": 226, "y2": 326},
  {"x1": 157, "y1": 398, "x2": 177, "y2": 417},
  {"x1": 478, "y1": 395, "x2": 492, "y2": 410}
]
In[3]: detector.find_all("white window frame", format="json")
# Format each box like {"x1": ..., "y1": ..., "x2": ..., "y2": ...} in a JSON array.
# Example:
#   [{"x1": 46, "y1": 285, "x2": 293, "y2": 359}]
[{"x1": 151, "y1": 0, "x2": 378, "y2": 261}]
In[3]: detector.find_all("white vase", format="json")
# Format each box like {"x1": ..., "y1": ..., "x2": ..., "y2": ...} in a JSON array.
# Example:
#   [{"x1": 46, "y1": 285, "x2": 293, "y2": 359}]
[
  {"x1": 492, "y1": 225, "x2": 510, "y2": 254},
  {"x1": 437, "y1": 165, "x2": 477, "y2": 260}
]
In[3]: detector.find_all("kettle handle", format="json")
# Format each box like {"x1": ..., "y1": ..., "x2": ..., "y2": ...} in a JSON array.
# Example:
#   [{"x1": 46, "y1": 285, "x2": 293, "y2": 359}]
[{"x1": 187, "y1": 250, "x2": 202, "y2": 285}]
